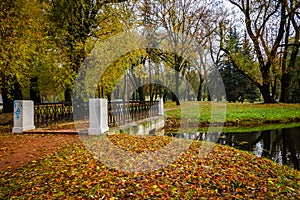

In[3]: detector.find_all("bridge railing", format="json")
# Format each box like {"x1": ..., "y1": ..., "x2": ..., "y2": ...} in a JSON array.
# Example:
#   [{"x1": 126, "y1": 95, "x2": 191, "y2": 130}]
[
  {"x1": 12, "y1": 99, "x2": 163, "y2": 133},
  {"x1": 34, "y1": 100, "x2": 160, "y2": 128},
  {"x1": 108, "y1": 100, "x2": 159, "y2": 127},
  {"x1": 34, "y1": 102, "x2": 73, "y2": 127}
]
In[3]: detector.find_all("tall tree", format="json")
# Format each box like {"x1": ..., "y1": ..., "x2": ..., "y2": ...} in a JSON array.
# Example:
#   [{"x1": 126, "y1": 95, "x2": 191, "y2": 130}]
[
  {"x1": 228, "y1": 0, "x2": 288, "y2": 103},
  {"x1": 0, "y1": 0, "x2": 48, "y2": 112},
  {"x1": 280, "y1": 0, "x2": 300, "y2": 102},
  {"x1": 138, "y1": 0, "x2": 215, "y2": 105},
  {"x1": 48, "y1": 0, "x2": 129, "y2": 102},
  {"x1": 221, "y1": 28, "x2": 266, "y2": 102},
  {"x1": 192, "y1": 1, "x2": 227, "y2": 101}
]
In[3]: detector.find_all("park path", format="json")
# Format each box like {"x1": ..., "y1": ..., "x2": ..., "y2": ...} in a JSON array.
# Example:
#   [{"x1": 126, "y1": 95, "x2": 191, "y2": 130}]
[{"x1": 0, "y1": 131, "x2": 79, "y2": 171}]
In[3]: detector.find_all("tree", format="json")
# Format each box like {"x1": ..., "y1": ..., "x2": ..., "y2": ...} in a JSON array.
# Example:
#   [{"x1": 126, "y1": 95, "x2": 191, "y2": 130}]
[
  {"x1": 228, "y1": 0, "x2": 288, "y2": 103},
  {"x1": 0, "y1": 0, "x2": 49, "y2": 112},
  {"x1": 221, "y1": 26, "x2": 264, "y2": 101},
  {"x1": 288, "y1": 51, "x2": 300, "y2": 102},
  {"x1": 219, "y1": 61, "x2": 259, "y2": 102},
  {"x1": 138, "y1": 0, "x2": 216, "y2": 105},
  {"x1": 48, "y1": 0, "x2": 129, "y2": 102},
  {"x1": 194, "y1": 1, "x2": 228, "y2": 102},
  {"x1": 280, "y1": 0, "x2": 300, "y2": 102}
]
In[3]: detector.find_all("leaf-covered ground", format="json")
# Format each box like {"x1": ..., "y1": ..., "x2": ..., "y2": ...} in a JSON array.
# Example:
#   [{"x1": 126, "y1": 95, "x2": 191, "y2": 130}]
[{"x1": 1, "y1": 133, "x2": 300, "y2": 199}]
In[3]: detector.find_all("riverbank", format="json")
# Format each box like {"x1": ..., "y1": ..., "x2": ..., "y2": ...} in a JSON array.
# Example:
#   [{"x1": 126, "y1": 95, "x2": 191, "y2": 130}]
[
  {"x1": 164, "y1": 101, "x2": 300, "y2": 128},
  {"x1": 1, "y1": 133, "x2": 300, "y2": 199}
]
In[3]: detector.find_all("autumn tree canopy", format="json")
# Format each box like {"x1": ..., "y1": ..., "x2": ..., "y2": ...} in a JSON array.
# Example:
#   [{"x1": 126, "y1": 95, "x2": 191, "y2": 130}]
[{"x1": 1, "y1": 0, "x2": 299, "y2": 112}]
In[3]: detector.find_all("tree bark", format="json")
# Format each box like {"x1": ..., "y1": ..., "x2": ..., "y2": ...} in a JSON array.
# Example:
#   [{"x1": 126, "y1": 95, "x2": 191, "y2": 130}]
[
  {"x1": 2, "y1": 89, "x2": 13, "y2": 113},
  {"x1": 280, "y1": 13, "x2": 300, "y2": 102},
  {"x1": 137, "y1": 87, "x2": 145, "y2": 102},
  {"x1": 280, "y1": 73, "x2": 291, "y2": 102},
  {"x1": 280, "y1": 13, "x2": 291, "y2": 102},
  {"x1": 30, "y1": 77, "x2": 41, "y2": 103},
  {"x1": 258, "y1": 84, "x2": 276, "y2": 103},
  {"x1": 173, "y1": 68, "x2": 180, "y2": 105},
  {"x1": 197, "y1": 76, "x2": 204, "y2": 101},
  {"x1": 64, "y1": 86, "x2": 72, "y2": 102}
]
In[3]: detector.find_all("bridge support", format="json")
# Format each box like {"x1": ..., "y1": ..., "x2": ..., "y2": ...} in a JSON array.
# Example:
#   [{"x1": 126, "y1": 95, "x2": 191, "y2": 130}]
[
  {"x1": 88, "y1": 98, "x2": 109, "y2": 135},
  {"x1": 12, "y1": 100, "x2": 35, "y2": 133},
  {"x1": 158, "y1": 98, "x2": 164, "y2": 116}
]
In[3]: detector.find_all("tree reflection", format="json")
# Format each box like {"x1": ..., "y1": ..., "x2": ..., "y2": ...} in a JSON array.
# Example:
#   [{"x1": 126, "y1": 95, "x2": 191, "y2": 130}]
[
  {"x1": 167, "y1": 126, "x2": 300, "y2": 170},
  {"x1": 219, "y1": 127, "x2": 300, "y2": 170}
]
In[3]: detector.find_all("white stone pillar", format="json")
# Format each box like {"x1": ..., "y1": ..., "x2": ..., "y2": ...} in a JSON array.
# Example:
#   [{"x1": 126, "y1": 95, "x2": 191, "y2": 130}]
[
  {"x1": 158, "y1": 98, "x2": 164, "y2": 116},
  {"x1": 88, "y1": 98, "x2": 109, "y2": 135},
  {"x1": 12, "y1": 100, "x2": 35, "y2": 133}
]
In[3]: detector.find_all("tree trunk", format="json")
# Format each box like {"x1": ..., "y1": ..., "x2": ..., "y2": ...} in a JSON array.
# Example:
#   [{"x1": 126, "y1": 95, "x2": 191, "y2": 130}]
[
  {"x1": 281, "y1": 3, "x2": 300, "y2": 103},
  {"x1": 280, "y1": 17, "x2": 291, "y2": 103},
  {"x1": 2, "y1": 81, "x2": 23, "y2": 113},
  {"x1": 258, "y1": 84, "x2": 276, "y2": 103},
  {"x1": 137, "y1": 87, "x2": 145, "y2": 102},
  {"x1": 271, "y1": 76, "x2": 278, "y2": 100},
  {"x1": 173, "y1": 71, "x2": 180, "y2": 105},
  {"x1": 207, "y1": 87, "x2": 211, "y2": 101},
  {"x1": 280, "y1": 73, "x2": 291, "y2": 102},
  {"x1": 2, "y1": 89, "x2": 13, "y2": 113},
  {"x1": 149, "y1": 84, "x2": 154, "y2": 102},
  {"x1": 197, "y1": 78, "x2": 204, "y2": 101},
  {"x1": 64, "y1": 86, "x2": 72, "y2": 102},
  {"x1": 172, "y1": 93, "x2": 180, "y2": 105},
  {"x1": 30, "y1": 77, "x2": 41, "y2": 103},
  {"x1": 163, "y1": 91, "x2": 167, "y2": 103}
]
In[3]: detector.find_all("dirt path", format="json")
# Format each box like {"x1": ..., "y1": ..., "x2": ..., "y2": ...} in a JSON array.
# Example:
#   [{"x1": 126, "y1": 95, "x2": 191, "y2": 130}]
[{"x1": 0, "y1": 133, "x2": 80, "y2": 171}]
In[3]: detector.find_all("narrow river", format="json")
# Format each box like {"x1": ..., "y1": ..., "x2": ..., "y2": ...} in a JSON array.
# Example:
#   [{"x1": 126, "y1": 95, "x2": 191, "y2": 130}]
[{"x1": 166, "y1": 126, "x2": 300, "y2": 170}]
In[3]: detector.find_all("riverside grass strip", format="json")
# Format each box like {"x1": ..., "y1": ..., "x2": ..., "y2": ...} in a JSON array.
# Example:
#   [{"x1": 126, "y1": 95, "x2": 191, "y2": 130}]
[{"x1": 164, "y1": 101, "x2": 300, "y2": 126}]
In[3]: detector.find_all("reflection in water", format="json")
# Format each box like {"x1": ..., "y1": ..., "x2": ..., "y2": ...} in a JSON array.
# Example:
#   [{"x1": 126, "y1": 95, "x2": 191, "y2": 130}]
[{"x1": 166, "y1": 126, "x2": 300, "y2": 170}]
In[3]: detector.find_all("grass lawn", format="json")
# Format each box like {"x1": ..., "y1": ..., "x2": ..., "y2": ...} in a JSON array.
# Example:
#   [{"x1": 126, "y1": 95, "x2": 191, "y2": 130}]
[
  {"x1": 164, "y1": 101, "x2": 300, "y2": 126},
  {"x1": 1, "y1": 134, "x2": 300, "y2": 199}
]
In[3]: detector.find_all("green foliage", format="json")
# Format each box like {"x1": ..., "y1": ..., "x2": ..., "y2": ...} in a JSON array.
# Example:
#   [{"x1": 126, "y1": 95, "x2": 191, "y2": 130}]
[
  {"x1": 0, "y1": 0, "x2": 58, "y2": 111},
  {"x1": 219, "y1": 62, "x2": 259, "y2": 103},
  {"x1": 48, "y1": 0, "x2": 135, "y2": 101}
]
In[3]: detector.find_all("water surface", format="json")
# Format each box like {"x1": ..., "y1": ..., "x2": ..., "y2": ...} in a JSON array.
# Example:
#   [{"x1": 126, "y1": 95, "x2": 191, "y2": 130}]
[{"x1": 166, "y1": 126, "x2": 300, "y2": 170}]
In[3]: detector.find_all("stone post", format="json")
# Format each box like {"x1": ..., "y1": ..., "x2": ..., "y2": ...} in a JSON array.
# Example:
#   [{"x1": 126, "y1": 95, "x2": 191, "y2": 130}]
[
  {"x1": 158, "y1": 98, "x2": 164, "y2": 116},
  {"x1": 88, "y1": 98, "x2": 109, "y2": 135},
  {"x1": 12, "y1": 100, "x2": 35, "y2": 133}
]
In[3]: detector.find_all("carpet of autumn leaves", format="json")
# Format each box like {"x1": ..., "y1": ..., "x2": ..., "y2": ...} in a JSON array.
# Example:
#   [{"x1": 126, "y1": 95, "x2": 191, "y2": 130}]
[{"x1": 1, "y1": 133, "x2": 300, "y2": 199}]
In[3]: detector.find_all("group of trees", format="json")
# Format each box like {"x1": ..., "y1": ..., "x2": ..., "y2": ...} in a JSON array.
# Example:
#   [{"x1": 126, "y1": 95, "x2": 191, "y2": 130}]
[
  {"x1": 0, "y1": 0, "x2": 299, "y2": 112},
  {"x1": 0, "y1": 0, "x2": 128, "y2": 112}
]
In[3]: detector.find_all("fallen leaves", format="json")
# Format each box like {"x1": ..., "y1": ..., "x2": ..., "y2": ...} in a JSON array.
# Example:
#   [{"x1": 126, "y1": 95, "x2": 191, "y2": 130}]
[{"x1": 0, "y1": 133, "x2": 300, "y2": 199}]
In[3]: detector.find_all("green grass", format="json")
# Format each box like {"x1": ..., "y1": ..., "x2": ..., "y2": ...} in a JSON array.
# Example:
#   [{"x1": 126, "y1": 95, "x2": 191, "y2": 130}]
[{"x1": 164, "y1": 101, "x2": 300, "y2": 126}]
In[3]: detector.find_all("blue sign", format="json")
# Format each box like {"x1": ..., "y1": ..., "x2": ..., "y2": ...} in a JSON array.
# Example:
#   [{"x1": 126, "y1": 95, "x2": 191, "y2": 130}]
[{"x1": 14, "y1": 102, "x2": 22, "y2": 120}]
